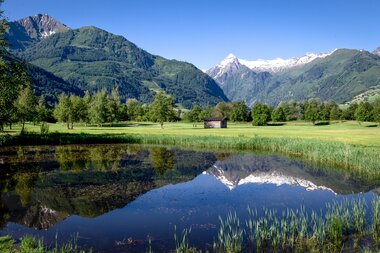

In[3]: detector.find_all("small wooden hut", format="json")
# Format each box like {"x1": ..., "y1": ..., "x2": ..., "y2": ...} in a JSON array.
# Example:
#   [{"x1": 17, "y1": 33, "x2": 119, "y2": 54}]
[{"x1": 203, "y1": 117, "x2": 227, "y2": 128}]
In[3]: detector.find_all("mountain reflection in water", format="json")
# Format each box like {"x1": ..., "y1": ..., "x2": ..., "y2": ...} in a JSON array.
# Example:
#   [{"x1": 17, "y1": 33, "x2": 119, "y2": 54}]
[{"x1": 0, "y1": 144, "x2": 378, "y2": 252}]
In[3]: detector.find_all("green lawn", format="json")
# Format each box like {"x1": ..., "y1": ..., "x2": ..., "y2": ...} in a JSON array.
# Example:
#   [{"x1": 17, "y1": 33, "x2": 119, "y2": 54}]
[{"x1": 3, "y1": 120, "x2": 379, "y2": 147}]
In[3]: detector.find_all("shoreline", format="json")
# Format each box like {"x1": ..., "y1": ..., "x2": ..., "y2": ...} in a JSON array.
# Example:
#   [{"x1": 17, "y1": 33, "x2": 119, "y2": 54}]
[{"x1": 1, "y1": 132, "x2": 378, "y2": 177}]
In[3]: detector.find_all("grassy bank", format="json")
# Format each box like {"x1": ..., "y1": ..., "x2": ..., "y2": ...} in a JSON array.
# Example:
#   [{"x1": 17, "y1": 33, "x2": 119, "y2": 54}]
[{"x1": 0, "y1": 121, "x2": 379, "y2": 177}]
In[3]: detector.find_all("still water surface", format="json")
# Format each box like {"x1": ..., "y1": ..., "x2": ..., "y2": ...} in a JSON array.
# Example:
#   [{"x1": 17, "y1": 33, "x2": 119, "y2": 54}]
[{"x1": 0, "y1": 144, "x2": 378, "y2": 252}]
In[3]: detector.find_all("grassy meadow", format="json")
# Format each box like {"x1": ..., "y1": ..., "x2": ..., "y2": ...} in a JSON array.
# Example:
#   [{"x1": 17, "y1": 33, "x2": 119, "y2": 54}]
[{"x1": 2, "y1": 120, "x2": 379, "y2": 146}]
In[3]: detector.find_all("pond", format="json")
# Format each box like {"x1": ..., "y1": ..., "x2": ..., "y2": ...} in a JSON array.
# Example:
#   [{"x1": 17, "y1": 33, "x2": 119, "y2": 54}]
[{"x1": 0, "y1": 144, "x2": 379, "y2": 252}]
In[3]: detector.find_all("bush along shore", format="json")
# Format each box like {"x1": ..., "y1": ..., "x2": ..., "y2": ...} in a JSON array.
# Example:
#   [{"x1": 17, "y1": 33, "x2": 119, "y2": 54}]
[{"x1": 0, "y1": 132, "x2": 379, "y2": 178}]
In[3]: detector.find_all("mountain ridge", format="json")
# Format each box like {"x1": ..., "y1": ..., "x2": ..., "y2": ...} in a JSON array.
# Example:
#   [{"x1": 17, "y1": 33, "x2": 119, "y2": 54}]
[
  {"x1": 207, "y1": 48, "x2": 380, "y2": 106},
  {"x1": 7, "y1": 15, "x2": 228, "y2": 108}
]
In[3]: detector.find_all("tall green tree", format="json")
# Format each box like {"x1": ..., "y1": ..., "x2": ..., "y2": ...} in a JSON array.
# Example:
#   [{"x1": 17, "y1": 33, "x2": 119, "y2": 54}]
[
  {"x1": 251, "y1": 102, "x2": 272, "y2": 126},
  {"x1": 126, "y1": 98, "x2": 142, "y2": 121},
  {"x1": 36, "y1": 95, "x2": 49, "y2": 123},
  {"x1": 149, "y1": 92, "x2": 174, "y2": 128},
  {"x1": 90, "y1": 89, "x2": 109, "y2": 126},
  {"x1": 108, "y1": 87, "x2": 121, "y2": 124},
  {"x1": 271, "y1": 106, "x2": 286, "y2": 122},
  {"x1": 14, "y1": 85, "x2": 37, "y2": 131},
  {"x1": 304, "y1": 98, "x2": 322, "y2": 125},
  {"x1": 53, "y1": 94, "x2": 72, "y2": 129},
  {"x1": 81, "y1": 90, "x2": 92, "y2": 125},
  {"x1": 199, "y1": 106, "x2": 214, "y2": 120},
  {"x1": 214, "y1": 102, "x2": 233, "y2": 119},
  {"x1": 185, "y1": 105, "x2": 203, "y2": 122},
  {"x1": 320, "y1": 100, "x2": 338, "y2": 121},
  {"x1": 69, "y1": 95, "x2": 85, "y2": 129},
  {"x1": 230, "y1": 101, "x2": 248, "y2": 122},
  {"x1": 373, "y1": 98, "x2": 380, "y2": 126},
  {"x1": 0, "y1": 3, "x2": 29, "y2": 131},
  {"x1": 330, "y1": 106, "x2": 343, "y2": 121},
  {"x1": 342, "y1": 103, "x2": 358, "y2": 120},
  {"x1": 355, "y1": 102, "x2": 374, "y2": 123}
]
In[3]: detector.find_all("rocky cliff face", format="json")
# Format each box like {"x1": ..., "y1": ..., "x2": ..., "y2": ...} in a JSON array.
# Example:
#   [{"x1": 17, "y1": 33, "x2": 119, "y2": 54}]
[{"x1": 7, "y1": 14, "x2": 69, "y2": 50}]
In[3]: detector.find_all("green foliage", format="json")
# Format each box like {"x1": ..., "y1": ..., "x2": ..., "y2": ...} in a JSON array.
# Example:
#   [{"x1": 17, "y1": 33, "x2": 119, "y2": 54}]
[
  {"x1": 230, "y1": 101, "x2": 249, "y2": 122},
  {"x1": 271, "y1": 106, "x2": 286, "y2": 122},
  {"x1": 198, "y1": 106, "x2": 214, "y2": 120},
  {"x1": 53, "y1": 94, "x2": 72, "y2": 129},
  {"x1": 108, "y1": 87, "x2": 121, "y2": 124},
  {"x1": 251, "y1": 102, "x2": 272, "y2": 126},
  {"x1": 372, "y1": 98, "x2": 380, "y2": 125},
  {"x1": 0, "y1": 235, "x2": 14, "y2": 253},
  {"x1": 89, "y1": 89, "x2": 109, "y2": 126},
  {"x1": 148, "y1": 92, "x2": 175, "y2": 128},
  {"x1": 304, "y1": 98, "x2": 322, "y2": 124},
  {"x1": 35, "y1": 96, "x2": 49, "y2": 123},
  {"x1": 14, "y1": 85, "x2": 37, "y2": 130},
  {"x1": 20, "y1": 236, "x2": 44, "y2": 253},
  {"x1": 330, "y1": 106, "x2": 342, "y2": 121},
  {"x1": 125, "y1": 98, "x2": 144, "y2": 121},
  {"x1": 355, "y1": 101, "x2": 374, "y2": 123},
  {"x1": 185, "y1": 105, "x2": 203, "y2": 122},
  {"x1": 342, "y1": 102, "x2": 358, "y2": 120},
  {"x1": 213, "y1": 102, "x2": 233, "y2": 118}
]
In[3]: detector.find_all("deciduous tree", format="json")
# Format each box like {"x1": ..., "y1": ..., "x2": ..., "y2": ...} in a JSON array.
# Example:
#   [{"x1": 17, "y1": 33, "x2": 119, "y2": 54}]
[
  {"x1": 251, "y1": 102, "x2": 272, "y2": 126},
  {"x1": 149, "y1": 92, "x2": 174, "y2": 128},
  {"x1": 355, "y1": 102, "x2": 374, "y2": 123},
  {"x1": 14, "y1": 85, "x2": 37, "y2": 131}
]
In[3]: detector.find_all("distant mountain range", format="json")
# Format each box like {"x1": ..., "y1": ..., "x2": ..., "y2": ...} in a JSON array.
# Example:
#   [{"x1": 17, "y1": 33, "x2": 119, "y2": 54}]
[
  {"x1": 6, "y1": 14, "x2": 228, "y2": 108},
  {"x1": 207, "y1": 48, "x2": 380, "y2": 106}
]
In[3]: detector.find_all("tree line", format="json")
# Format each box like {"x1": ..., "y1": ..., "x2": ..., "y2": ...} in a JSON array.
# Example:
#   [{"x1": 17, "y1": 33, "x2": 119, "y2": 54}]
[
  {"x1": 185, "y1": 98, "x2": 380, "y2": 126},
  {"x1": 2, "y1": 83, "x2": 380, "y2": 132}
]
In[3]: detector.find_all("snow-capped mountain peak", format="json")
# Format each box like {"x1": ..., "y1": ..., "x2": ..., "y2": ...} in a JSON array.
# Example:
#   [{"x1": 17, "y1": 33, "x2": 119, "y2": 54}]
[
  {"x1": 14, "y1": 14, "x2": 70, "y2": 40},
  {"x1": 206, "y1": 53, "x2": 242, "y2": 80},
  {"x1": 207, "y1": 50, "x2": 336, "y2": 78}
]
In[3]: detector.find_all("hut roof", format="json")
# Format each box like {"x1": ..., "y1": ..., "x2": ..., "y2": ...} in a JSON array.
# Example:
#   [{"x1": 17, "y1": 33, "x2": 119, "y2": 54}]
[{"x1": 203, "y1": 117, "x2": 226, "y2": 121}]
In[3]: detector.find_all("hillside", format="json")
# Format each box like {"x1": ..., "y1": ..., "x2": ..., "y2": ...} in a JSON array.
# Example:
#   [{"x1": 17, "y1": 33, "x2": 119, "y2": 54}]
[
  {"x1": 8, "y1": 16, "x2": 228, "y2": 108},
  {"x1": 5, "y1": 54, "x2": 82, "y2": 106},
  {"x1": 207, "y1": 49, "x2": 380, "y2": 106}
]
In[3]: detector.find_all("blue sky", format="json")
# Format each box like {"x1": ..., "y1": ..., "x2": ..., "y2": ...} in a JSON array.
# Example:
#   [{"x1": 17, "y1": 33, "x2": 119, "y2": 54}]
[{"x1": 3, "y1": 0, "x2": 380, "y2": 70}]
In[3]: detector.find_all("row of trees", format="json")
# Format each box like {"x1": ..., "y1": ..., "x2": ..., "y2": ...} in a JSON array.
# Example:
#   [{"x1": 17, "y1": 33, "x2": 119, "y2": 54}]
[
  {"x1": 53, "y1": 89, "x2": 179, "y2": 129},
  {"x1": 185, "y1": 98, "x2": 380, "y2": 126},
  {"x1": 3, "y1": 83, "x2": 380, "y2": 131}
]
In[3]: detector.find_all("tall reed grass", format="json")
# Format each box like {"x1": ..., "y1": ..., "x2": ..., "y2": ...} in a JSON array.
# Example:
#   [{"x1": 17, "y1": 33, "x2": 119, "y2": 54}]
[{"x1": 181, "y1": 196, "x2": 380, "y2": 253}]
